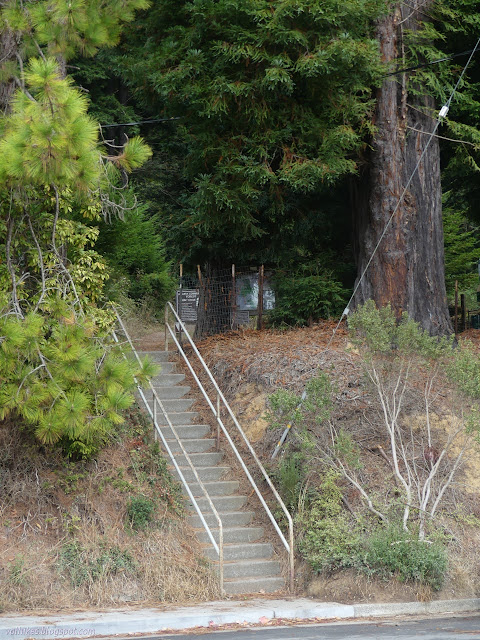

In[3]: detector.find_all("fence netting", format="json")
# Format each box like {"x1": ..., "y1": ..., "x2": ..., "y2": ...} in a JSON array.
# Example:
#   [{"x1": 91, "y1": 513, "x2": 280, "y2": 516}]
[{"x1": 176, "y1": 266, "x2": 275, "y2": 339}]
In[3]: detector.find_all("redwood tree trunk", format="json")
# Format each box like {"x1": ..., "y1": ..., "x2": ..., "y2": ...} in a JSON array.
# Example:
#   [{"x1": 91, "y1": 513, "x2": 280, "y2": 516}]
[{"x1": 352, "y1": 3, "x2": 452, "y2": 336}]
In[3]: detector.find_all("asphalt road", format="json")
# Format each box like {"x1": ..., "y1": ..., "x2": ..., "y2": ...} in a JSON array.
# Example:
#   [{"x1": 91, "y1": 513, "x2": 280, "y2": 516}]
[{"x1": 151, "y1": 614, "x2": 480, "y2": 639}]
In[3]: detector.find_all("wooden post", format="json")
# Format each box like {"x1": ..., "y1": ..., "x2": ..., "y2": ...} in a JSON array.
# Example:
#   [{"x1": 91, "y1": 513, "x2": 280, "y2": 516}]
[
  {"x1": 454, "y1": 280, "x2": 458, "y2": 336},
  {"x1": 257, "y1": 264, "x2": 264, "y2": 330},
  {"x1": 197, "y1": 264, "x2": 203, "y2": 287},
  {"x1": 231, "y1": 264, "x2": 236, "y2": 330},
  {"x1": 461, "y1": 293, "x2": 466, "y2": 332}
]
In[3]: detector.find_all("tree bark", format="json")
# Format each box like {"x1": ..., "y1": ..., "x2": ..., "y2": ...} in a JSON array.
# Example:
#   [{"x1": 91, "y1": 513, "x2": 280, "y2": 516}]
[
  {"x1": 352, "y1": 2, "x2": 452, "y2": 336},
  {"x1": 0, "y1": 20, "x2": 19, "y2": 113}
]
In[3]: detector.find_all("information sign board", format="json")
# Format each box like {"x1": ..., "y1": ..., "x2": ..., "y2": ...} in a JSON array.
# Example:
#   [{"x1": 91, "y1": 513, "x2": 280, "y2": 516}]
[{"x1": 176, "y1": 289, "x2": 199, "y2": 322}]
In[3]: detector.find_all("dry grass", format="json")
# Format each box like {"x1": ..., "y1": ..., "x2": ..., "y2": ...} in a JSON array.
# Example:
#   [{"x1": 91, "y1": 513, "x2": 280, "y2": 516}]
[{"x1": 0, "y1": 409, "x2": 218, "y2": 613}]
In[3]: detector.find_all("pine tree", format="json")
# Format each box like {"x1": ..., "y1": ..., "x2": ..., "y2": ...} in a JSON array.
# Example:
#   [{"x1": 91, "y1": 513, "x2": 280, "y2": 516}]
[{"x1": 0, "y1": 0, "x2": 155, "y2": 455}]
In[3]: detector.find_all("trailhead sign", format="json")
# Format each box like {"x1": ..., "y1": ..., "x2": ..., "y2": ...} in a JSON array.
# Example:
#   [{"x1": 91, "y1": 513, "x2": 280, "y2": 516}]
[{"x1": 176, "y1": 289, "x2": 199, "y2": 322}]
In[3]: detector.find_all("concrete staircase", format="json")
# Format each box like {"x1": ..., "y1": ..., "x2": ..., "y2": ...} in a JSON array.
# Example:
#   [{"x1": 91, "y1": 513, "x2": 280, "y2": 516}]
[{"x1": 138, "y1": 350, "x2": 286, "y2": 595}]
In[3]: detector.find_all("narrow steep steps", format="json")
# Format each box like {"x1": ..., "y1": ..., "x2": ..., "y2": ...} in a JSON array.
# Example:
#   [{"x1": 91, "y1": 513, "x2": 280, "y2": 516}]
[{"x1": 138, "y1": 349, "x2": 286, "y2": 595}]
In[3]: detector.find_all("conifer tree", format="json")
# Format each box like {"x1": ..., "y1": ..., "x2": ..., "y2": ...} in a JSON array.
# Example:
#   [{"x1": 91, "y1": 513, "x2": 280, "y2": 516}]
[{"x1": 0, "y1": 0, "x2": 155, "y2": 456}]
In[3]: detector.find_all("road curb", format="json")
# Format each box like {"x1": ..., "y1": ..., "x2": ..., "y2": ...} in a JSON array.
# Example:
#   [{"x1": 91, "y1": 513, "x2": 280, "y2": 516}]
[{"x1": 0, "y1": 597, "x2": 479, "y2": 639}]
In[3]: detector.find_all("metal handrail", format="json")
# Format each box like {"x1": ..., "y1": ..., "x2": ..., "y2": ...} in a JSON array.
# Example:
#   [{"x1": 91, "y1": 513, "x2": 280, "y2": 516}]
[
  {"x1": 165, "y1": 301, "x2": 295, "y2": 592},
  {"x1": 112, "y1": 313, "x2": 224, "y2": 594}
]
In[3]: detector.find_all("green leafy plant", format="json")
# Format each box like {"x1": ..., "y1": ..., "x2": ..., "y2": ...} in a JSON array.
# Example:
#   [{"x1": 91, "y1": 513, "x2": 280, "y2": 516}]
[
  {"x1": 130, "y1": 443, "x2": 184, "y2": 515},
  {"x1": 8, "y1": 555, "x2": 28, "y2": 587},
  {"x1": 269, "y1": 269, "x2": 347, "y2": 326},
  {"x1": 296, "y1": 472, "x2": 360, "y2": 573},
  {"x1": 126, "y1": 495, "x2": 156, "y2": 531},
  {"x1": 362, "y1": 525, "x2": 447, "y2": 591}
]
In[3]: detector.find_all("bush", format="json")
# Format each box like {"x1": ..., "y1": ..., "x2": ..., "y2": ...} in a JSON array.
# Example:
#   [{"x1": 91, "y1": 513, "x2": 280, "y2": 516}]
[
  {"x1": 269, "y1": 267, "x2": 346, "y2": 326},
  {"x1": 126, "y1": 495, "x2": 156, "y2": 530},
  {"x1": 296, "y1": 472, "x2": 361, "y2": 572},
  {"x1": 362, "y1": 525, "x2": 447, "y2": 591}
]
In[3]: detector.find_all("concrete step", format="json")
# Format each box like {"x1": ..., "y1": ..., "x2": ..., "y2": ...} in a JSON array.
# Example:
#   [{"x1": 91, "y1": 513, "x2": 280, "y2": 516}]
[
  {"x1": 203, "y1": 542, "x2": 273, "y2": 561},
  {"x1": 150, "y1": 373, "x2": 185, "y2": 386},
  {"x1": 148, "y1": 398, "x2": 194, "y2": 413},
  {"x1": 188, "y1": 511, "x2": 254, "y2": 528},
  {"x1": 150, "y1": 361, "x2": 176, "y2": 374},
  {"x1": 166, "y1": 437, "x2": 216, "y2": 454},
  {"x1": 174, "y1": 466, "x2": 229, "y2": 482},
  {"x1": 160, "y1": 425, "x2": 210, "y2": 440},
  {"x1": 137, "y1": 351, "x2": 170, "y2": 362},
  {"x1": 223, "y1": 576, "x2": 285, "y2": 595},
  {"x1": 195, "y1": 526, "x2": 264, "y2": 544},
  {"x1": 156, "y1": 411, "x2": 198, "y2": 426},
  {"x1": 149, "y1": 386, "x2": 191, "y2": 400},
  {"x1": 222, "y1": 558, "x2": 282, "y2": 579},
  {"x1": 187, "y1": 494, "x2": 247, "y2": 512},
  {"x1": 172, "y1": 451, "x2": 224, "y2": 467},
  {"x1": 184, "y1": 480, "x2": 240, "y2": 497}
]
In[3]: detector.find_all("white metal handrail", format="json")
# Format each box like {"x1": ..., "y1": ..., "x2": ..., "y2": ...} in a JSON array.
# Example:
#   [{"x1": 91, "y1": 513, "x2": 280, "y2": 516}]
[
  {"x1": 165, "y1": 301, "x2": 295, "y2": 592},
  {"x1": 112, "y1": 313, "x2": 225, "y2": 594}
]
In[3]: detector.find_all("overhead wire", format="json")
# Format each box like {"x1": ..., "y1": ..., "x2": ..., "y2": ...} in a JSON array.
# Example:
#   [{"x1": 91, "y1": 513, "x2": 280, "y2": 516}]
[
  {"x1": 322, "y1": 34, "x2": 480, "y2": 354},
  {"x1": 384, "y1": 47, "x2": 480, "y2": 77},
  {"x1": 99, "y1": 116, "x2": 182, "y2": 128}
]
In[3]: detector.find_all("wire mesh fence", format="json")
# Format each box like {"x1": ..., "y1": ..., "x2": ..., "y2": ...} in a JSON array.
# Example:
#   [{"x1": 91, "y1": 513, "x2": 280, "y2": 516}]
[{"x1": 175, "y1": 265, "x2": 275, "y2": 340}]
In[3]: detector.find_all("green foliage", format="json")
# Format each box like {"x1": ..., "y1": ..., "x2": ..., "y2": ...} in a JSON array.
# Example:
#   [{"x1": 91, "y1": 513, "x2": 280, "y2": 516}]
[
  {"x1": 447, "y1": 341, "x2": 480, "y2": 403},
  {"x1": 0, "y1": 58, "x2": 151, "y2": 192},
  {"x1": 126, "y1": 495, "x2": 156, "y2": 531},
  {"x1": 0, "y1": 308, "x2": 151, "y2": 457},
  {"x1": 297, "y1": 472, "x2": 361, "y2": 573},
  {"x1": 269, "y1": 268, "x2": 347, "y2": 326},
  {"x1": 348, "y1": 300, "x2": 453, "y2": 357},
  {"x1": 0, "y1": 0, "x2": 154, "y2": 459},
  {"x1": 0, "y1": 58, "x2": 99, "y2": 190},
  {"x1": 303, "y1": 374, "x2": 334, "y2": 424},
  {"x1": 268, "y1": 373, "x2": 333, "y2": 434},
  {"x1": 362, "y1": 525, "x2": 447, "y2": 591},
  {"x1": 1, "y1": 0, "x2": 151, "y2": 63},
  {"x1": 96, "y1": 204, "x2": 175, "y2": 314},
  {"x1": 8, "y1": 555, "x2": 27, "y2": 587},
  {"x1": 121, "y1": 0, "x2": 385, "y2": 264},
  {"x1": 267, "y1": 389, "x2": 303, "y2": 430},
  {"x1": 443, "y1": 205, "x2": 479, "y2": 301},
  {"x1": 271, "y1": 452, "x2": 309, "y2": 515}
]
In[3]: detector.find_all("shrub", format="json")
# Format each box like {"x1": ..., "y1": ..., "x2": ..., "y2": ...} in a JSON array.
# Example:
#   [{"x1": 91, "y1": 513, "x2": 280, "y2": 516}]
[
  {"x1": 126, "y1": 495, "x2": 156, "y2": 530},
  {"x1": 296, "y1": 472, "x2": 361, "y2": 572},
  {"x1": 269, "y1": 267, "x2": 346, "y2": 326},
  {"x1": 362, "y1": 525, "x2": 447, "y2": 590}
]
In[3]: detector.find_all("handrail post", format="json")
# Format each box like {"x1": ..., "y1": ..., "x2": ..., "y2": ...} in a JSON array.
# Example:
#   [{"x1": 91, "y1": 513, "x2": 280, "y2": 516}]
[
  {"x1": 164, "y1": 304, "x2": 169, "y2": 352},
  {"x1": 289, "y1": 522, "x2": 295, "y2": 593},
  {"x1": 219, "y1": 523, "x2": 224, "y2": 596},
  {"x1": 216, "y1": 393, "x2": 221, "y2": 450}
]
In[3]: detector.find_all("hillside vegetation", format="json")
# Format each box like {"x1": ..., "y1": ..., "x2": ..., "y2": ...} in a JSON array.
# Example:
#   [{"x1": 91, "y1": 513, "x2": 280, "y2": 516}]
[
  {"x1": 0, "y1": 405, "x2": 217, "y2": 612},
  {"x1": 3, "y1": 308, "x2": 480, "y2": 610},
  {"x1": 199, "y1": 306, "x2": 480, "y2": 602}
]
